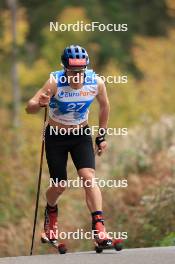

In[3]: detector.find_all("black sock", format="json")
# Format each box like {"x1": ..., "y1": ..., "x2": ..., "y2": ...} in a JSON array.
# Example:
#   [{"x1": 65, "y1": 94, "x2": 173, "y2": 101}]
[
  {"x1": 46, "y1": 203, "x2": 58, "y2": 212},
  {"x1": 91, "y1": 211, "x2": 103, "y2": 218},
  {"x1": 91, "y1": 211, "x2": 104, "y2": 228}
]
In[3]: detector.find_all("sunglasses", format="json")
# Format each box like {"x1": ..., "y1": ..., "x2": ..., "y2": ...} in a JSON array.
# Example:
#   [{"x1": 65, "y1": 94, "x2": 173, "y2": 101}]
[{"x1": 66, "y1": 68, "x2": 86, "y2": 73}]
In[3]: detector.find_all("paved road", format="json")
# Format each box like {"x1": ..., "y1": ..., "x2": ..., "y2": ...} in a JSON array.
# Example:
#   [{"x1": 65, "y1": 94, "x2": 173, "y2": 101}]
[{"x1": 0, "y1": 247, "x2": 175, "y2": 264}]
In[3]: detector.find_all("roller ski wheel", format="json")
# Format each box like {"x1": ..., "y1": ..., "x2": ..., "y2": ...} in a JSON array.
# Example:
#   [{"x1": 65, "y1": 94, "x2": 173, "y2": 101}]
[
  {"x1": 113, "y1": 239, "x2": 123, "y2": 251},
  {"x1": 95, "y1": 245, "x2": 103, "y2": 253},
  {"x1": 41, "y1": 232, "x2": 67, "y2": 254}
]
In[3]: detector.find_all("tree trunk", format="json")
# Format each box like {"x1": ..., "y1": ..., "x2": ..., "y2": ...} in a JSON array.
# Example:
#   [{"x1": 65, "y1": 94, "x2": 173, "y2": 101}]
[{"x1": 7, "y1": 0, "x2": 20, "y2": 129}]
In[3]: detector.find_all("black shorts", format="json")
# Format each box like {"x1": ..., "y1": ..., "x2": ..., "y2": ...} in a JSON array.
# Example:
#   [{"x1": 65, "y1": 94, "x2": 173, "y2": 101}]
[{"x1": 45, "y1": 124, "x2": 95, "y2": 182}]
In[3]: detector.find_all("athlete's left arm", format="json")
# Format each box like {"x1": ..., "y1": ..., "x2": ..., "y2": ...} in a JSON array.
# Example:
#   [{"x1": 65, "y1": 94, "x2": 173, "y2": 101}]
[
  {"x1": 96, "y1": 77, "x2": 110, "y2": 131},
  {"x1": 95, "y1": 77, "x2": 110, "y2": 156}
]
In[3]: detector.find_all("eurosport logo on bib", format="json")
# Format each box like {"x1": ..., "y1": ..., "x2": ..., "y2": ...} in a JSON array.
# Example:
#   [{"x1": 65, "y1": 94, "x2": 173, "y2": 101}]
[
  {"x1": 58, "y1": 91, "x2": 65, "y2": 98},
  {"x1": 58, "y1": 90, "x2": 96, "y2": 98}
]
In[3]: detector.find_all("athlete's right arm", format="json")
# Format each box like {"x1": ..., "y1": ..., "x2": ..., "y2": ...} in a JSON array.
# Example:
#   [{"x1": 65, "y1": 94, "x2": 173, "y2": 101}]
[{"x1": 25, "y1": 79, "x2": 57, "y2": 114}]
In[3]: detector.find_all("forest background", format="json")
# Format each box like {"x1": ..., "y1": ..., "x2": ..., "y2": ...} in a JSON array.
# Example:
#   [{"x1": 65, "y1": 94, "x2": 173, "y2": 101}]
[{"x1": 0, "y1": 0, "x2": 175, "y2": 256}]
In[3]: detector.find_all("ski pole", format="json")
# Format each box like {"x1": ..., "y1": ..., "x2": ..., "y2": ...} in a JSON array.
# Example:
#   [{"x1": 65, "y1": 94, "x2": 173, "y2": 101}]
[{"x1": 30, "y1": 107, "x2": 48, "y2": 255}]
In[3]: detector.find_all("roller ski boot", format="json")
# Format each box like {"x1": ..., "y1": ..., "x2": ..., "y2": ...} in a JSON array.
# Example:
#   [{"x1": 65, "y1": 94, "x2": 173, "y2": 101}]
[
  {"x1": 41, "y1": 204, "x2": 67, "y2": 254},
  {"x1": 92, "y1": 213, "x2": 123, "y2": 253}
]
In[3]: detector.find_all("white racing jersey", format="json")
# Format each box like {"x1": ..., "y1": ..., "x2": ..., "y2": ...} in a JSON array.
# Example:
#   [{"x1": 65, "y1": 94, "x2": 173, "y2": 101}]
[{"x1": 49, "y1": 69, "x2": 98, "y2": 125}]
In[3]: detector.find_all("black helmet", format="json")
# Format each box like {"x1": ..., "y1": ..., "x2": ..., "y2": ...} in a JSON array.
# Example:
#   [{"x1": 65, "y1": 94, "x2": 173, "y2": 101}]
[{"x1": 61, "y1": 45, "x2": 89, "y2": 68}]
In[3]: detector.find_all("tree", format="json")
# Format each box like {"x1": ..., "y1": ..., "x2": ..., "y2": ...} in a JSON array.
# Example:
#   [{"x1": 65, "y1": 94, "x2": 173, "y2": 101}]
[{"x1": 6, "y1": 0, "x2": 20, "y2": 129}]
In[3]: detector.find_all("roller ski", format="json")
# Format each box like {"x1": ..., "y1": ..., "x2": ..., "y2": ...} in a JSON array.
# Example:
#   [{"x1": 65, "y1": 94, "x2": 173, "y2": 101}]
[
  {"x1": 94, "y1": 238, "x2": 123, "y2": 253},
  {"x1": 41, "y1": 204, "x2": 67, "y2": 254},
  {"x1": 41, "y1": 232, "x2": 67, "y2": 254},
  {"x1": 92, "y1": 213, "x2": 123, "y2": 253}
]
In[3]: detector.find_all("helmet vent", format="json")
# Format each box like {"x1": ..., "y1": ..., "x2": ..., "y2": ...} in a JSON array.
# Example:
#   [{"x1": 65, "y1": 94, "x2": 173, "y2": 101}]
[{"x1": 76, "y1": 55, "x2": 80, "y2": 58}]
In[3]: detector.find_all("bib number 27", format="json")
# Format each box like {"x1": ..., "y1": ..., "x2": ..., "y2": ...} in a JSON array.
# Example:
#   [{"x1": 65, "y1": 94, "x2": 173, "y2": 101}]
[{"x1": 66, "y1": 102, "x2": 85, "y2": 112}]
